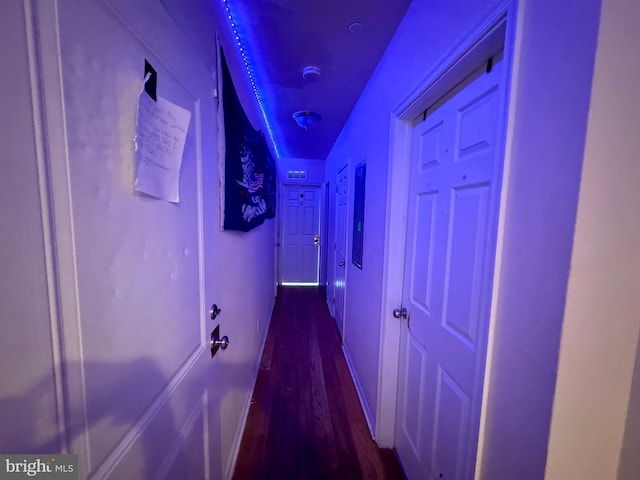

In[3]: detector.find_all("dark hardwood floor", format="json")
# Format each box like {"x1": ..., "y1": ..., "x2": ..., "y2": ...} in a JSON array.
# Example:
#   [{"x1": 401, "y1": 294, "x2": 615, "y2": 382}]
[{"x1": 233, "y1": 286, "x2": 406, "y2": 480}]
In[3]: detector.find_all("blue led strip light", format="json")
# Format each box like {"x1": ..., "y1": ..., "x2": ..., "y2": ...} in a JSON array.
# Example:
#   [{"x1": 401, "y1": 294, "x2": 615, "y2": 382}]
[{"x1": 221, "y1": 0, "x2": 282, "y2": 158}]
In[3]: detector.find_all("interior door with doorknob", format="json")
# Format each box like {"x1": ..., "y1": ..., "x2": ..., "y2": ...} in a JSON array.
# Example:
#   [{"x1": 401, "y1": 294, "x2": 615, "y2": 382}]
[
  {"x1": 281, "y1": 185, "x2": 321, "y2": 285},
  {"x1": 394, "y1": 58, "x2": 505, "y2": 479},
  {"x1": 9, "y1": 0, "x2": 226, "y2": 477},
  {"x1": 333, "y1": 164, "x2": 349, "y2": 339}
]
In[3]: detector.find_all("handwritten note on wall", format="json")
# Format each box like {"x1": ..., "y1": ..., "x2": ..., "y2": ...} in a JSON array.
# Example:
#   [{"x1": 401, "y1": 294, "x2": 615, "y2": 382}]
[{"x1": 134, "y1": 91, "x2": 191, "y2": 203}]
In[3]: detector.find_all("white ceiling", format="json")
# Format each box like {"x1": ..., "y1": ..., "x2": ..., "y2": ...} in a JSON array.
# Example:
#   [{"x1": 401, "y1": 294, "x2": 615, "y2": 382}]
[{"x1": 213, "y1": 0, "x2": 412, "y2": 160}]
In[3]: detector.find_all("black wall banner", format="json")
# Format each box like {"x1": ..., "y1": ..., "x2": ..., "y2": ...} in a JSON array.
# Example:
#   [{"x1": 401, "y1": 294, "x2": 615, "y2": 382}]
[{"x1": 219, "y1": 48, "x2": 276, "y2": 232}]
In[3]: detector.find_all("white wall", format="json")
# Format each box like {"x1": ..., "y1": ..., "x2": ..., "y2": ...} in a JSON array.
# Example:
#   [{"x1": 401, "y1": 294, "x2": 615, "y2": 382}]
[
  {"x1": 217, "y1": 226, "x2": 275, "y2": 475},
  {"x1": 277, "y1": 157, "x2": 326, "y2": 185},
  {"x1": 214, "y1": 10, "x2": 278, "y2": 475},
  {"x1": 324, "y1": 0, "x2": 501, "y2": 431},
  {"x1": 0, "y1": 0, "x2": 60, "y2": 453},
  {"x1": 544, "y1": 0, "x2": 640, "y2": 477},
  {"x1": 478, "y1": 0, "x2": 602, "y2": 478},
  {"x1": 0, "y1": 1, "x2": 276, "y2": 477},
  {"x1": 275, "y1": 158, "x2": 326, "y2": 287},
  {"x1": 324, "y1": 0, "x2": 632, "y2": 478}
]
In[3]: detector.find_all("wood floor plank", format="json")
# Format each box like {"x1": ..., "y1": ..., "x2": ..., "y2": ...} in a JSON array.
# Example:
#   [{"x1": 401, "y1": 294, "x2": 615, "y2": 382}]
[{"x1": 233, "y1": 287, "x2": 406, "y2": 480}]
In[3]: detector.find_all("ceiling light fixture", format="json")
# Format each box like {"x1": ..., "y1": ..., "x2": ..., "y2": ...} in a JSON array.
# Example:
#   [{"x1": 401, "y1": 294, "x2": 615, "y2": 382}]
[{"x1": 292, "y1": 111, "x2": 322, "y2": 130}]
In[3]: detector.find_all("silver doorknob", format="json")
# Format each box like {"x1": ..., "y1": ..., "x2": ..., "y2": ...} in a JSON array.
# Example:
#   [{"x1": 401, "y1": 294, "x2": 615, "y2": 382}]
[
  {"x1": 338, "y1": 261, "x2": 345, "y2": 267},
  {"x1": 393, "y1": 307, "x2": 408, "y2": 319},
  {"x1": 210, "y1": 325, "x2": 229, "y2": 358},
  {"x1": 212, "y1": 335, "x2": 229, "y2": 349},
  {"x1": 210, "y1": 304, "x2": 221, "y2": 320}
]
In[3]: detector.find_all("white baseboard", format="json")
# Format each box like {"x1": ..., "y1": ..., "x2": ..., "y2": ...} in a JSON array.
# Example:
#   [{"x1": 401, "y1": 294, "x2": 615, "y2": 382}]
[
  {"x1": 223, "y1": 297, "x2": 275, "y2": 480},
  {"x1": 326, "y1": 294, "x2": 334, "y2": 318},
  {"x1": 342, "y1": 345, "x2": 376, "y2": 439}
]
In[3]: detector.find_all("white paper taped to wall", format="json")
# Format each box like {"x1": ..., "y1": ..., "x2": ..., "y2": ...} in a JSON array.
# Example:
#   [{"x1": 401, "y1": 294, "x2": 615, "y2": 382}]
[{"x1": 134, "y1": 88, "x2": 191, "y2": 203}]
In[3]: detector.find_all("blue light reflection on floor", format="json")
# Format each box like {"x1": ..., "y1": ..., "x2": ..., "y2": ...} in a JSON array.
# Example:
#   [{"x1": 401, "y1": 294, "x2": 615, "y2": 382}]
[{"x1": 220, "y1": 0, "x2": 283, "y2": 158}]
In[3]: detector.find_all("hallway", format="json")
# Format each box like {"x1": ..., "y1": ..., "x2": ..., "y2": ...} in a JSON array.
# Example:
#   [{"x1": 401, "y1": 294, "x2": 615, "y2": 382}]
[{"x1": 233, "y1": 287, "x2": 405, "y2": 479}]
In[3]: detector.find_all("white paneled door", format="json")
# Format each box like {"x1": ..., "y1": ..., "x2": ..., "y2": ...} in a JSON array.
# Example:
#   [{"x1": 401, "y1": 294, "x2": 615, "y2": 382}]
[
  {"x1": 0, "y1": 0, "x2": 223, "y2": 478},
  {"x1": 395, "y1": 59, "x2": 504, "y2": 479},
  {"x1": 281, "y1": 185, "x2": 321, "y2": 285},
  {"x1": 333, "y1": 165, "x2": 349, "y2": 339}
]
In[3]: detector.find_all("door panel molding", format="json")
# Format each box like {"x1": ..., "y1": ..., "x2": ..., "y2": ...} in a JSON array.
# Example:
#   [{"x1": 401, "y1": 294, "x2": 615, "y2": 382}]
[
  {"x1": 154, "y1": 391, "x2": 210, "y2": 480},
  {"x1": 333, "y1": 164, "x2": 349, "y2": 339},
  {"x1": 91, "y1": 350, "x2": 208, "y2": 479},
  {"x1": 280, "y1": 184, "x2": 322, "y2": 285},
  {"x1": 396, "y1": 61, "x2": 504, "y2": 478},
  {"x1": 26, "y1": 0, "x2": 90, "y2": 467},
  {"x1": 394, "y1": 3, "x2": 508, "y2": 121},
  {"x1": 377, "y1": 0, "x2": 514, "y2": 456},
  {"x1": 28, "y1": 0, "x2": 222, "y2": 477}
]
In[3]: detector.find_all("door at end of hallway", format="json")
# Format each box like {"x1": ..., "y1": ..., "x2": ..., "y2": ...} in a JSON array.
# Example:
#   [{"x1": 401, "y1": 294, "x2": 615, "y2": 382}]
[{"x1": 281, "y1": 185, "x2": 321, "y2": 286}]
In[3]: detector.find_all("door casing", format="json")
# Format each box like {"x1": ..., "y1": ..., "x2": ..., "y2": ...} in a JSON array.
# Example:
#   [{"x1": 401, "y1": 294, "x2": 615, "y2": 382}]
[
  {"x1": 376, "y1": 3, "x2": 518, "y2": 469},
  {"x1": 279, "y1": 183, "x2": 322, "y2": 286},
  {"x1": 22, "y1": 0, "x2": 224, "y2": 477},
  {"x1": 333, "y1": 164, "x2": 349, "y2": 340}
]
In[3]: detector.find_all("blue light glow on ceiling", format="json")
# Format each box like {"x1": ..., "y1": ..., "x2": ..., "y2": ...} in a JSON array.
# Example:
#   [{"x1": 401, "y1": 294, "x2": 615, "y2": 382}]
[{"x1": 220, "y1": 0, "x2": 283, "y2": 158}]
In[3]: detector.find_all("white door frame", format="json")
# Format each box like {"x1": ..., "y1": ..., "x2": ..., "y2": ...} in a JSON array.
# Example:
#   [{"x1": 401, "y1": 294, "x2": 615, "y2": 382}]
[
  {"x1": 279, "y1": 183, "x2": 322, "y2": 285},
  {"x1": 375, "y1": 0, "x2": 518, "y2": 458},
  {"x1": 30, "y1": 1, "x2": 223, "y2": 476},
  {"x1": 320, "y1": 181, "x2": 331, "y2": 292},
  {"x1": 333, "y1": 163, "x2": 350, "y2": 340}
]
